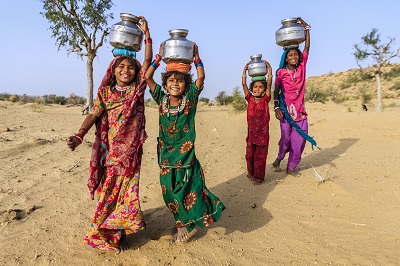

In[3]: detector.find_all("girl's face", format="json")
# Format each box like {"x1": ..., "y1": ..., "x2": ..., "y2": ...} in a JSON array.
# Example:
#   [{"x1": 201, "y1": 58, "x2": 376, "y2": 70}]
[
  {"x1": 285, "y1": 49, "x2": 300, "y2": 68},
  {"x1": 114, "y1": 58, "x2": 136, "y2": 87},
  {"x1": 166, "y1": 74, "x2": 186, "y2": 98},
  {"x1": 252, "y1": 81, "x2": 266, "y2": 97}
]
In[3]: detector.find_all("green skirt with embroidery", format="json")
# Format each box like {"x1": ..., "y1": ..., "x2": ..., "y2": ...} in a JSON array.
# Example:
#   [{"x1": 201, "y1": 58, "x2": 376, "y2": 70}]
[{"x1": 159, "y1": 158, "x2": 225, "y2": 232}]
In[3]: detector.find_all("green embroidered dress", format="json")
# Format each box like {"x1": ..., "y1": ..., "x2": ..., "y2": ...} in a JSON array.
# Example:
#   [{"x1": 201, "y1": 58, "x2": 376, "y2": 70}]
[{"x1": 150, "y1": 82, "x2": 225, "y2": 232}]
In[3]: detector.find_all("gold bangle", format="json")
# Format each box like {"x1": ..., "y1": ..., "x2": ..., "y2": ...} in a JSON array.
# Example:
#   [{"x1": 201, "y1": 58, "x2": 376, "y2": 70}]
[{"x1": 242, "y1": 75, "x2": 246, "y2": 78}]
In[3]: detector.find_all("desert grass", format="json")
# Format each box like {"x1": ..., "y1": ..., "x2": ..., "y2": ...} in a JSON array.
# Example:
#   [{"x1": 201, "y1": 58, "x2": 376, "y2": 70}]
[
  {"x1": 29, "y1": 104, "x2": 44, "y2": 113},
  {"x1": 312, "y1": 164, "x2": 331, "y2": 185}
]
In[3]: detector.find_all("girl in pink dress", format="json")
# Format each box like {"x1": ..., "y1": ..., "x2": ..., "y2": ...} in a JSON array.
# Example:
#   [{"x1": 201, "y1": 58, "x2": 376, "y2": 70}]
[{"x1": 272, "y1": 17, "x2": 318, "y2": 177}]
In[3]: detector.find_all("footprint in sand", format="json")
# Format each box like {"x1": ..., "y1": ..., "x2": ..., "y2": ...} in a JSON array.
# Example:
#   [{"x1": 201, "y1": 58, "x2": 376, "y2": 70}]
[{"x1": 0, "y1": 205, "x2": 36, "y2": 223}]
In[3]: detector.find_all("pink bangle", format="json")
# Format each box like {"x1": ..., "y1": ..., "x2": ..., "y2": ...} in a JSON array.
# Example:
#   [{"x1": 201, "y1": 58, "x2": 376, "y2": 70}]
[
  {"x1": 194, "y1": 58, "x2": 202, "y2": 64},
  {"x1": 144, "y1": 38, "x2": 152, "y2": 44},
  {"x1": 74, "y1": 133, "x2": 83, "y2": 144}
]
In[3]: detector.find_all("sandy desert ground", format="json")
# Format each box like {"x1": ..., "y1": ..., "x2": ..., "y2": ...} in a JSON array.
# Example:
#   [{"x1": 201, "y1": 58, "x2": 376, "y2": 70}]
[{"x1": 1, "y1": 99, "x2": 399, "y2": 265}]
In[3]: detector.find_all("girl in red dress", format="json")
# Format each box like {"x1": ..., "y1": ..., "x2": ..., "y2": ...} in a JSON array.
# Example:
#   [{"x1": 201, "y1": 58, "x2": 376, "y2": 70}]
[{"x1": 241, "y1": 60, "x2": 273, "y2": 184}]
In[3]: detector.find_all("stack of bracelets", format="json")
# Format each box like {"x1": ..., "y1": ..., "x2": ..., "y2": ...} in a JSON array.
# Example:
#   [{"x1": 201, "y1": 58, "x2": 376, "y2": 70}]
[
  {"x1": 151, "y1": 54, "x2": 161, "y2": 69},
  {"x1": 74, "y1": 127, "x2": 87, "y2": 144},
  {"x1": 194, "y1": 58, "x2": 203, "y2": 68}
]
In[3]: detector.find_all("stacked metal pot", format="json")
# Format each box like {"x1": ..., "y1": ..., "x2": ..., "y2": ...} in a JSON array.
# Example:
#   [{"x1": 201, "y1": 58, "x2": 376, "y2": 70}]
[
  {"x1": 160, "y1": 29, "x2": 194, "y2": 72},
  {"x1": 109, "y1": 13, "x2": 144, "y2": 56},
  {"x1": 275, "y1": 18, "x2": 305, "y2": 49}
]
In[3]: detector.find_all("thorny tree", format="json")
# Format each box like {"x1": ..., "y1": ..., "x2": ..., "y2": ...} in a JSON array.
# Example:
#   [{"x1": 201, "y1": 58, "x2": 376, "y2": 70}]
[
  {"x1": 354, "y1": 28, "x2": 400, "y2": 112},
  {"x1": 41, "y1": 0, "x2": 113, "y2": 114}
]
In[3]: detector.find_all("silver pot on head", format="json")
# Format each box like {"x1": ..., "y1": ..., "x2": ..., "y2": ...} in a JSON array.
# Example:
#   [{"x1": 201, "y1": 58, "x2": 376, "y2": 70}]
[
  {"x1": 162, "y1": 29, "x2": 194, "y2": 64},
  {"x1": 275, "y1": 18, "x2": 305, "y2": 47},
  {"x1": 109, "y1": 13, "x2": 143, "y2": 51},
  {"x1": 248, "y1": 54, "x2": 267, "y2": 77}
]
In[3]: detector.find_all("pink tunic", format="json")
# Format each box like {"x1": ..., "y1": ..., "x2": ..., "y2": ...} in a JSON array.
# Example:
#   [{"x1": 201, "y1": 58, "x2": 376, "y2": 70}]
[{"x1": 275, "y1": 51, "x2": 309, "y2": 121}]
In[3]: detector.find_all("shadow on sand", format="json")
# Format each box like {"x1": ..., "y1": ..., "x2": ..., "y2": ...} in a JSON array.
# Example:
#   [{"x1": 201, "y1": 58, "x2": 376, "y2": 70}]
[
  {"x1": 300, "y1": 137, "x2": 359, "y2": 171},
  {"x1": 132, "y1": 137, "x2": 359, "y2": 245}
]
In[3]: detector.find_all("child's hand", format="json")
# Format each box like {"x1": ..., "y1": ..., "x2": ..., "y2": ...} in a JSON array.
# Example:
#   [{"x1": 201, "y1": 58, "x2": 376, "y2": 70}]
[
  {"x1": 67, "y1": 136, "x2": 81, "y2": 151},
  {"x1": 263, "y1": 60, "x2": 273, "y2": 75},
  {"x1": 192, "y1": 41, "x2": 199, "y2": 58},
  {"x1": 156, "y1": 43, "x2": 163, "y2": 62},
  {"x1": 243, "y1": 61, "x2": 250, "y2": 72},
  {"x1": 138, "y1": 16, "x2": 148, "y2": 32},
  {"x1": 275, "y1": 109, "x2": 284, "y2": 120},
  {"x1": 297, "y1": 17, "x2": 308, "y2": 27}
]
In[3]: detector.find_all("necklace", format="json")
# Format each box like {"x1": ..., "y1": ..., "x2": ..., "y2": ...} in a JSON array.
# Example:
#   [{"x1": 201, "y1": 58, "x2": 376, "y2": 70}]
[
  {"x1": 162, "y1": 94, "x2": 186, "y2": 130},
  {"x1": 115, "y1": 84, "x2": 130, "y2": 91},
  {"x1": 162, "y1": 94, "x2": 186, "y2": 115},
  {"x1": 286, "y1": 67, "x2": 297, "y2": 82}
]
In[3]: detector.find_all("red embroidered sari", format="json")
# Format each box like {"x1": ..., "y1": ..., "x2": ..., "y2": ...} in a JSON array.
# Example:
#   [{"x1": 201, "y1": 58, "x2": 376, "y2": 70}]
[{"x1": 83, "y1": 56, "x2": 148, "y2": 250}]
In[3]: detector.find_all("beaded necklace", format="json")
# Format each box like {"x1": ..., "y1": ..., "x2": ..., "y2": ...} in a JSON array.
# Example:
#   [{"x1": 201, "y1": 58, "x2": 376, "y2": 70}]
[
  {"x1": 162, "y1": 94, "x2": 186, "y2": 129},
  {"x1": 113, "y1": 84, "x2": 132, "y2": 95},
  {"x1": 285, "y1": 67, "x2": 300, "y2": 96},
  {"x1": 286, "y1": 67, "x2": 297, "y2": 82}
]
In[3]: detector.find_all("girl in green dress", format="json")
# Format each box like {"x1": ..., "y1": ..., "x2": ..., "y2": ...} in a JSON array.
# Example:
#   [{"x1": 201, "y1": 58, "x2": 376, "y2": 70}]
[{"x1": 145, "y1": 43, "x2": 225, "y2": 242}]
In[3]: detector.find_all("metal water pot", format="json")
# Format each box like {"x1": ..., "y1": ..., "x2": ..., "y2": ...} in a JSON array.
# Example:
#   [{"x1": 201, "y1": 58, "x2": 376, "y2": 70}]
[
  {"x1": 248, "y1": 54, "x2": 267, "y2": 77},
  {"x1": 109, "y1": 13, "x2": 143, "y2": 51},
  {"x1": 275, "y1": 18, "x2": 305, "y2": 47},
  {"x1": 162, "y1": 29, "x2": 194, "y2": 64}
]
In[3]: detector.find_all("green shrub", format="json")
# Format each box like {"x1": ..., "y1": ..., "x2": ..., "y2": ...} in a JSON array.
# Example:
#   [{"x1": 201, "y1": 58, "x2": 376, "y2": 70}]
[
  {"x1": 35, "y1": 98, "x2": 45, "y2": 104},
  {"x1": 339, "y1": 74, "x2": 359, "y2": 89},
  {"x1": 305, "y1": 86, "x2": 327, "y2": 103},
  {"x1": 332, "y1": 94, "x2": 348, "y2": 103},
  {"x1": 230, "y1": 87, "x2": 247, "y2": 112},
  {"x1": 359, "y1": 71, "x2": 373, "y2": 80},
  {"x1": 0, "y1": 93, "x2": 11, "y2": 101},
  {"x1": 144, "y1": 98, "x2": 157, "y2": 107},
  {"x1": 30, "y1": 104, "x2": 44, "y2": 113},
  {"x1": 199, "y1": 97, "x2": 210, "y2": 104},
  {"x1": 359, "y1": 88, "x2": 372, "y2": 103},
  {"x1": 215, "y1": 91, "x2": 233, "y2": 105},
  {"x1": 66, "y1": 93, "x2": 85, "y2": 105},
  {"x1": 386, "y1": 65, "x2": 400, "y2": 79},
  {"x1": 8, "y1": 95, "x2": 18, "y2": 102},
  {"x1": 389, "y1": 81, "x2": 400, "y2": 91}
]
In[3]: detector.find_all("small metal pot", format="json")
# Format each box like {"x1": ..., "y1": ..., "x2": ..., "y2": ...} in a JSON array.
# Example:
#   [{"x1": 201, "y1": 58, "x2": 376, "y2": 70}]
[
  {"x1": 109, "y1": 13, "x2": 143, "y2": 51},
  {"x1": 162, "y1": 29, "x2": 194, "y2": 64},
  {"x1": 275, "y1": 18, "x2": 305, "y2": 47},
  {"x1": 248, "y1": 54, "x2": 267, "y2": 77}
]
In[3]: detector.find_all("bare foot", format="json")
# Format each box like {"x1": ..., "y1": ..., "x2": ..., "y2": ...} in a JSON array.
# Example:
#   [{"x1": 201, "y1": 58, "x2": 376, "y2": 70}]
[
  {"x1": 253, "y1": 177, "x2": 264, "y2": 185},
  {"x1": 286, "y1": 168, "x2": 301, "y2": 177},
  {"x1": 117, "y1": 234, "x2": 130, "y2": 253},
  {"x1": 272, "y1": 158, "x2": 282, "y2": 172},
  {"x1": 173, "y1": 227, "x2": 189, "y2": 243}
]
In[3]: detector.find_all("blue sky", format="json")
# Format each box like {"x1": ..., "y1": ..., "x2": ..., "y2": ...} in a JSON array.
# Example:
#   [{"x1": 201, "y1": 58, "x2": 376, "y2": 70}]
[{"x1": 1, "y1": 0, "x2": 400, "y2": 100}]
